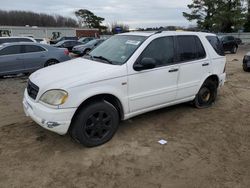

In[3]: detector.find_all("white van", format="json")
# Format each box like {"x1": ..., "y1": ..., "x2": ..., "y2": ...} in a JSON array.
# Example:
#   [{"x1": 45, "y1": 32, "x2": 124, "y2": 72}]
[
  {"x1": 0, "y1": 36, "x2": 36, "y2": 44},
  {"x1": 23, "y1": 31, "x2": 226, "y2": 147}
]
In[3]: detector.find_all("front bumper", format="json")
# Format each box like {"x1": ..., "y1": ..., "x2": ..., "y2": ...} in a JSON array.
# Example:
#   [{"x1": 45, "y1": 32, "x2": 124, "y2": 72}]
[{"x1": 23, "y1": 89, "x2": 77, "y2": 135}]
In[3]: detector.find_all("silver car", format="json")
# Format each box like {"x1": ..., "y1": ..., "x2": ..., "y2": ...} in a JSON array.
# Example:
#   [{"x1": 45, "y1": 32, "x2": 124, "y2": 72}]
[
  {"x1": 0, "y1": 42, "x2": 71, "y2": 76},
  {"x1": 72, "y1": 39, "x2": 105, "y2": 56}
]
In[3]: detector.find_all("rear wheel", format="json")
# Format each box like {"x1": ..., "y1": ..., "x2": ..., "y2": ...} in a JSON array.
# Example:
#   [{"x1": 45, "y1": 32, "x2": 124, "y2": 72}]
[
  {"x1": 45, "y1": 59, "x2": 59, "y2": 67},
  {"x1": 70, "y1": 101, "x2": 119, "y2": 147},
  {"x1": 231, "y1": 45, "x2": 237, "y2": 54},
  {"x1": 194, "y1": 80, "x2": 217, "y2": 108}
]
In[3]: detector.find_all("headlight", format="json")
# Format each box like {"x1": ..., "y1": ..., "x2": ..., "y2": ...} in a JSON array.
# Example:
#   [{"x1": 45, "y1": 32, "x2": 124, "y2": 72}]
[{"x1": 40, "y1": 90, "x2": 68, "y2": 106}]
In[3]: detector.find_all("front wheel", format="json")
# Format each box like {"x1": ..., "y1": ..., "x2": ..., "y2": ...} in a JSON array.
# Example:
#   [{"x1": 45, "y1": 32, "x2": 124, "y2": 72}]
[
  {"x1": 45, "y1": 59, "x2": 59, "y2": 67},
  {"x1": 194, "y1": 80, "x2": 217, "y2": 108},
  {"x1": 70, "y1": 101, "x2": 119, "y2": 147}
]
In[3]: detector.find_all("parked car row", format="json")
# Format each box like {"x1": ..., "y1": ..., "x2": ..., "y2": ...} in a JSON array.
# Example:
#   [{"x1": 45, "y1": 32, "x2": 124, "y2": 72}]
[
  {"x1": 0, "y1": 42, "x2": 70, "y2": 76},
  {"x1": 0, "y1": 36, "x2": 106, "y2": 77}
]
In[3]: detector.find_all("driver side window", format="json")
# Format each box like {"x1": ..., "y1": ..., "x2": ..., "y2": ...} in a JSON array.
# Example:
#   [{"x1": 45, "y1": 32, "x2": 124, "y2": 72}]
[{"x1": 138, "y1": 36, "x2": 174, "y2": 67}]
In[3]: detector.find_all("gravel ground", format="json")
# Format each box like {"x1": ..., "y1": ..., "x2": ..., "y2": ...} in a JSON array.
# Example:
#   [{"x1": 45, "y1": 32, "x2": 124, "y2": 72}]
[{"x1": 0, "y1": 46, "x2": 250, "y2": 188}]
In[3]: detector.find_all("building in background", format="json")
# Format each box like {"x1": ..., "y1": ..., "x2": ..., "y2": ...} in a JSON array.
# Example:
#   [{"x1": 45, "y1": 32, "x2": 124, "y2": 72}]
[{"x1": 0, "y1": 26, "x2": 99, "y2": 39}]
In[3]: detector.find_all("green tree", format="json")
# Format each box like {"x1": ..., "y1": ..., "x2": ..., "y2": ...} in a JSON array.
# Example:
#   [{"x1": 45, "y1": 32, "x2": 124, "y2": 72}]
[
  {"x1": 183, "y1": 0, "x2": 245, "y2": 32},
  {"x1": 75, "y1": 9, "x2": 107, "y2": 31},
  {"x1": 244, "y1": 0, "x2": 250, "y2": 31}
]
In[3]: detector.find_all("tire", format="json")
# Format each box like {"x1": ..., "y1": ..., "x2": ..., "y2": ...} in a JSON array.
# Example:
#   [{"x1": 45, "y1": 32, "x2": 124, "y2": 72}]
[
  {"x1": 84, "y1": 49, "x2": 91, "y2": 55},
  {"x1": 194, "y1": 80, "x2": 217, "y2": 108},
  {"x1": 70, "y1": 101, "x2": 119, "y2": 147},
  {"x1": 231, "y1": 45, "x2": 237, "y2": 54},
  {"x1": 44, "y1": 59, "x2": 59, "y2": 67},
  {"x1": 243, "y1": 63, "x2": 250, "y2": 72}
]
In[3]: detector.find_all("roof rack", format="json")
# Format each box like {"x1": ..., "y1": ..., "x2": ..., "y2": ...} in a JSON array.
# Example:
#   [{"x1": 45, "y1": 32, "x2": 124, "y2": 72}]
[{"x1": 154, "y1": 30, "x2": 163, "y2": 34}]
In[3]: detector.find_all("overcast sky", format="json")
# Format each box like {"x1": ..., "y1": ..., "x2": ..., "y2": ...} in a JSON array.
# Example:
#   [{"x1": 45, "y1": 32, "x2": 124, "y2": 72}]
[{"x1": 1, "y1": 0, "x2": 195, "y2": 28}]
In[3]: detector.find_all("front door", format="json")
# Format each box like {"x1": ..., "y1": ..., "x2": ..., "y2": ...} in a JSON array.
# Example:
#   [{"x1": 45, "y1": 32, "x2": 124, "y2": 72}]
[
  {"x1": 128, "y1": 36, "x2": 179, "y2": 113},
  {"x1": 0, "y1": 45, "x2": 25, "y2": 75}
]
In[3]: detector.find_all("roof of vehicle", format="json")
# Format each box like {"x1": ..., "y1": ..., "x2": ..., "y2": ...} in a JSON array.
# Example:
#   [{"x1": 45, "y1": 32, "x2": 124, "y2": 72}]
[
  {"x1": 118, "y1": 31, "x2": 216, "y2": 37},
  {"x1": 0, "y1": 36, "x2": 35, "y2": 39},
  {"x1": 0, "y1": 42, "x2": 50, "y2": 49}
]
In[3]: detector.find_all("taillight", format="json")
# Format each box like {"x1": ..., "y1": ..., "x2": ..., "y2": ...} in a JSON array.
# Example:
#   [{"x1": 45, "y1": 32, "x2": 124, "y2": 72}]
[{"x1": 64, "y1": 49, "x2": 69, "y2": 56}]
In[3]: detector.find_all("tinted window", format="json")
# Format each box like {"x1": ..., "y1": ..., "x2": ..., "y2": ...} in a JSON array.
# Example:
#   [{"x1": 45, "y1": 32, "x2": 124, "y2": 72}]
[
  {"x1": 206, "y1": 36, "x2": 225, "y2": 56},
  {"x1": 0, "y1": 45, "x2": 21, "y2": 56},
  {"x1": 23, "y1": 45, "x2": 45, "y2": 53},
  {"x1": 177, "y1": 36, "x2": 205, "y2": 62},
  {"x1": 195, "y1": 37, "x2": 206, "y2": 59},
  {"x1": 138, "y1": 36, "x2": 174, "y2": 67},
  {"x1": 228, "y1": 36, "x2": 234, "y2": 41}
]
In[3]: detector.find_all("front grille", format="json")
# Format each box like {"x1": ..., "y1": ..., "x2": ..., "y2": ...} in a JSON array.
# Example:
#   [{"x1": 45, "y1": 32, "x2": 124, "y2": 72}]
[{"x1": 27, "y1": 80, "x2": 39, "y2": 100}]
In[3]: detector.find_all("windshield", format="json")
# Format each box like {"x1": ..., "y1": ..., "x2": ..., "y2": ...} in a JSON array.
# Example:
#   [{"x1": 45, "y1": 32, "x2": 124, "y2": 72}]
[{"x1": 88, "y1": 35, "x2": 146, "y2": 65}]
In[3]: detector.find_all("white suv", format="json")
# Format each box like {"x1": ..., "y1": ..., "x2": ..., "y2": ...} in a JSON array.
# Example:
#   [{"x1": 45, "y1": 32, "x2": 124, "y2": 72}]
[{"x1": 23, "y1": 31, "x2": 226, "y2": 147}]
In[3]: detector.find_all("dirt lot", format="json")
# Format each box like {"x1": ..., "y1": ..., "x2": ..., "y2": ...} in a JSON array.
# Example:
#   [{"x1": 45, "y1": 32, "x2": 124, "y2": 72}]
[{"x1": 0, "y1": 46, "x2": 250, "y2": 188}]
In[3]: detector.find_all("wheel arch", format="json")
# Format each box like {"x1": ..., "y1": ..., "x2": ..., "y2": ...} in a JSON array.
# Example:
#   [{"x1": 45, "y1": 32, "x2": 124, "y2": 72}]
[
  {"x1": 202, "y1": 74, "x2": 219, "y2": 88},
  {"x1": 71, "y1": 93, "x2": 124, "y2": 124},
  {"x1": 44, "y1": 59, "x2": 59, "y2": 67}
]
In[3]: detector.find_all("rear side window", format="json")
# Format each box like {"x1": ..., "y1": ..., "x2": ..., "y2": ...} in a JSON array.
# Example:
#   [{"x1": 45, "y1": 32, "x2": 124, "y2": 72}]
[
  {"x1": 176, "y1": 35, "x2": 206, "y2": 62},
  {"x1": 206, "y1": 36, "x2": 225, "y2": 56},
  {"x1": 0, "y1": 45, "x2": 21, "y2": 56},
  {"x1": 23, "y1": 45, "x2": 46, "y2": 53},
  {"x1": 138, "y1": 36, "x2": 174, "y2": 67}
]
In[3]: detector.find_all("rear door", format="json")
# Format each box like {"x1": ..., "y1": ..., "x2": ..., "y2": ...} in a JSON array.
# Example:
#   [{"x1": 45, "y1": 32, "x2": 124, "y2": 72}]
[
  {"x1": 0, "y1": 45, "x2": 25, "y2": 74},
  {"x1": 21, "y1": 44, "x2": 47, "y2": 71},
  {"x1": 175, "y1": 35, "x2": 210, "y2": 100}
]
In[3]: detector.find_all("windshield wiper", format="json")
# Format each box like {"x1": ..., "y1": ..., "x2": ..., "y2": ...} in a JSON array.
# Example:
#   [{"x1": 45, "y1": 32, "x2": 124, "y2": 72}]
[{"x1": 92, "y1": 56, "x2": 113, "y2": 64}]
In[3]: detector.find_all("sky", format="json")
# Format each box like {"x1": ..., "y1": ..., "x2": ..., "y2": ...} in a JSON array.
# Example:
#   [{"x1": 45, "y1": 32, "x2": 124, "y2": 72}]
[{"x1": 1, "y1": 0, "x2": 195, "y2": 28}]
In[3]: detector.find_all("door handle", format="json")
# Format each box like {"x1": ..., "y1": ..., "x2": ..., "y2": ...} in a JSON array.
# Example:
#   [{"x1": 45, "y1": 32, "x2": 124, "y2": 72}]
[
  {"x1": 40, "y1": 55, "x2": 45, "y2": 58},
  {"x1": 202, "y1": 63, "x2": 209, "y2": 66},
  {"x1": 16, "y1": 58, "x2": 23, "y2": 60},
  {"x1": 169, "y1": 68, "x2": 179, "y2": 73}
]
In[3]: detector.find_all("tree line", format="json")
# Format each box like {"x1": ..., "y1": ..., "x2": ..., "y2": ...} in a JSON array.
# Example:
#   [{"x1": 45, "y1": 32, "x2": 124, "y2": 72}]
[
  {"x1": 183, "y1": 0, "x2": 250, "y2": 32},
  {"x1": 0, "y1": 10, "x2": 78, "y2": 27}
]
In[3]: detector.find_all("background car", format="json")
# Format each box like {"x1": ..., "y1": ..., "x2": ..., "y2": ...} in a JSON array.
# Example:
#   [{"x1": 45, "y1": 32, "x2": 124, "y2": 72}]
[
  {"x1": 0, "y1": 36, "x2": 36, "y2": 44},
  {"x1": 243, "y1": 52, "x2": 250, "y2": 72},
  {"x1": 0, "y1": 42, "x2": 71, "y2": 76},
  {"x1": 235, "y1": 37, "x2": 243, "y2": 45},
  {"x1": 72, "y1": 39, "x2": 105, "y2": 56},
  {"x1": 50, "y1": 36, "x2": 78, "y2": 44},
  {"x1": 218, "y1": 35, "x2": 238, "y2": 54},
  {"x1": 35, "y1": 38, "x2": 49, "y2": 44},
  {"x1": 53, "y1": 40, "x2": 83, "y2": 52},
  {"x1": 78, "y1": 37, "x2": 95, "y2": 44}
]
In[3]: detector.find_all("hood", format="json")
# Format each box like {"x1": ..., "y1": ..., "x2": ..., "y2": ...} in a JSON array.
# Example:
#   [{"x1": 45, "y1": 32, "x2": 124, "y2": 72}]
[{"x1": 29, "y1": 58, "x2": 126, "y2": 92}]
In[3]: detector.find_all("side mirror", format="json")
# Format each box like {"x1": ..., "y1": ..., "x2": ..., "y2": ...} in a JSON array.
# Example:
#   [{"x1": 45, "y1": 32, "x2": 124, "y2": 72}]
[{"x1": 134, "y1": 58, "x2": 156, "y2": 71}]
